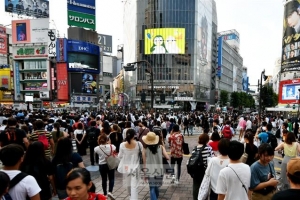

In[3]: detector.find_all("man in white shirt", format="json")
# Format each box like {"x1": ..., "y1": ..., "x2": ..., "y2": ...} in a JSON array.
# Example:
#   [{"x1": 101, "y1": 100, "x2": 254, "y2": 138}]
[
  {"x1": 246, "y1": 117, "x2": 252, "y2": 130},
  {"x1": 0, "y1": 144, "x2": 41, "y2": 200},
  {"x1": 216, "y1": 141, "x2": 251, "y2": 200}
]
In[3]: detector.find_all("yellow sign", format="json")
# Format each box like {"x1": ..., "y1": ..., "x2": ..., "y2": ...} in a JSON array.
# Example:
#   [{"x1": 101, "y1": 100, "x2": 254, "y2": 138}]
[{"x1": 145, "y1": 28, "x2": 185, "y2": 54}]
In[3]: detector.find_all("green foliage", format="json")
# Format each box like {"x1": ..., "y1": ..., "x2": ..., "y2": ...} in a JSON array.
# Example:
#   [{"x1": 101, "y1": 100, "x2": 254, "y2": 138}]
[
  {"x1": 220, "y1": 90, "x2": 229, "y2": 106},
  {"x1": 260, "y1": 85, "x2": 277, "y2": 109},
  {"x1": 230, "y1": 91, "x2": 255, "y2": 108}
]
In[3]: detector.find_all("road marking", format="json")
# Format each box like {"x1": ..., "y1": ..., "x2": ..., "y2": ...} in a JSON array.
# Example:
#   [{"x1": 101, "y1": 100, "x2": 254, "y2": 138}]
[{"x1": 274, "y1": 156, "x2": 283, "y2": 161}]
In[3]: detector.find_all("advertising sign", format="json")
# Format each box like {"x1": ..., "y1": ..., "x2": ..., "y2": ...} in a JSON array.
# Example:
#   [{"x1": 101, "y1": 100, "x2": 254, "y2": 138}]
[
  {"x1": 217, "y1": 37, "x2": 223, "y2": 78},
  {"x1": 68, "y1": 10, "x2": 96, "y2": 30},
  {"x1": 0, "y1": 70, "x2": 10, "y2": 90},
  {"x1": 82, "y1": 73, "x2": 97, "y2": 94},
  {"x1": 15, "y1": 62, "x2": 20, "y2": 95},
  {"x1": 67, "y1": 40, "x2": 100, "y2": 73},
  {"x1": 48, "y1": 29, "x2": 56, "y2": 57},
  {"x1": 24, "y1": 82, "x2": 47, "y2": 90},
  {"x1": 13, "y1": 46, "x2": 47, "y2": 59},
  {"x1": 12, "y1": 19, "x2": 49, "y2": 44},
  {"x1": 24, "y1": 72, "x2": 47, "y2": 80},
  {"x1": 144, "y1": 28, "x2": 186, "y2": 54},
  {"x1": 0, "y1": 26, "x2": 7, "y2": 55},
  {"x1": 56, "y1": 38, "x2": 67, "y2": 62},
  {"x1": 281, "y1": 0, "x2": 300, "y2": 72},
  {"x1": 5, "y1": 0, "x2": 49, "y2": 18},
  {"x1": 67, "y1": 0, "x2": 95, "y2": 15},
  {"x1": 56, "y1": 63, "x2": 69, "y2": 100},
  {"x1": 279, "y1": 79, "x2": 300, "y2": 104},
  {"x1": 98, "y1": 34, "x2": 112, "y2": 53}
]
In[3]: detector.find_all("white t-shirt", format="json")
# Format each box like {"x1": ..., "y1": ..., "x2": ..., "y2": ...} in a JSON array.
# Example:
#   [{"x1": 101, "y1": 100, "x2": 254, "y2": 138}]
[
  {"x1": 216, "y1": 163, "x2": 251, "y2": 200},
  {"x1": 1, "y1": 170, "x2": 41, "y2": 199},
  {"x1": 94, "y1": 144, "x2": 116, "y2": 165},
  {"x1": 207, "y1": 157, "x2": 230, "y2": 193},
  {"x1": 246, "y1": 120, "x2": 252, "y2": 130}
]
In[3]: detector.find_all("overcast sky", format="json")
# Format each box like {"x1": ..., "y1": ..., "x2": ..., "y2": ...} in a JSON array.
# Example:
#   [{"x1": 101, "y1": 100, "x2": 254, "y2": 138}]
[{"x1": 0, "y1": 0, "x2": 285, "y2": 87}]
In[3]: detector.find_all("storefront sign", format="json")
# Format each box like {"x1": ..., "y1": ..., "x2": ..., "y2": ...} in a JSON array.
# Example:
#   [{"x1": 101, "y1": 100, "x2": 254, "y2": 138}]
[
  {"x1": 56, "y1": 63, "x2": 69, "y2": 101},
  {"x1": 15, "y1": 62, "x2": 20, "y2": 95},
  {"x1": 174, "y1": 97, "x2": 193, "y2": 101},
  {"x1": 148, "y1": 86, "x2": 180, "y2": 89},
  {"x1": 68, "y1": 10, "x2": 96, "y2": 30},
  {"x1": 48, "y1": 29, "x2": 57, "y2": 58},
  {"x1": 13, "y1": 46, "x2": 47, "y2": 59},
  {"x1": 56, "y1": 38, "x2": 67, "y2": 62}
]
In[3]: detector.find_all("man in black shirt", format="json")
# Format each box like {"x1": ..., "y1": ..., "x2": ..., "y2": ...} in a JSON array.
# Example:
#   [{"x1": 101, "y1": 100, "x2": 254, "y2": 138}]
[
  {"x1": 86, "y1": 121, "x2": 100, "y2": 165},
  {"x1": 272, "y1": 158, "x2": 300, "y2": 200}
]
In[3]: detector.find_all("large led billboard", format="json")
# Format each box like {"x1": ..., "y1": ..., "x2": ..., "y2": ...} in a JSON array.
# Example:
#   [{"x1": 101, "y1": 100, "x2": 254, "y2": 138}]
[
  {"x1": 12, "y1": 19, "x2": 49, "y2": 44},
  {"x1": 281, "y1": 0, "x2": 300, "y2": 72},
  {"x1": 82, "y1": 73, "x2": 97, "y2": 94},
  {"x1": 279, "y1": 79, "x2": 300, "y2": 104},
  {"x1": 144, "y1": 28, "x2": 185, "y2": 54},
  {"x1": 5, "y1": 0, "x2": 49, "y2": 18},
  {"x1": 67, "y1": 40, "x2": 100, "y2": 74}
]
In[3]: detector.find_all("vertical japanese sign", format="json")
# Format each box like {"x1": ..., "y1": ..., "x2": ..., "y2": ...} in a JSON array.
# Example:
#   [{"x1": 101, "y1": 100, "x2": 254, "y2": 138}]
[
  {"x1": 56, "y1": 38, "x2": 67, "y2": 62},
  {"x1": 0, "y1": 26, "x2": 7, "y2": 55},
  {"x1": 217, "y1": 36, "x2": 223, "y2": 78},
  {"x1": 48, "y1": 29, "x2": 56, "y2": 57},
  {"x1": 56, "y1": 63, "x2": 69, "y2": 100},
  {"x1": 15, "y1": 62, "x2": 20, "y2": 95}
]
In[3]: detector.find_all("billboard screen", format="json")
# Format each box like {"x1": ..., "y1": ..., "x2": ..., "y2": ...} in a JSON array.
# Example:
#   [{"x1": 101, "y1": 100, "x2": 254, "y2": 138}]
[
  {"x1": 12, "y1": 19, "x2": 49, "y2": 44},
  {"x1": 70, "y1": 73, "x2": 83, "y2": 93},
  {"x1": 281, "y1": 0, "x2": 300, "y2": 72},
  {"x1": 0, "y1": 26, "x2": 7, "y2": 55},
  {"x1": 144, "y1": 28, "x2": 185, "y2": 54},
  {"x1": 82, "y1": 73, "x2": 97, "y2": 94},
  {"x1": 5, "y1": 0, "x2": 49, "y2": 18},
  {"x1": 67, "y1": 40, "x2": 100, "y2": 73},
  {"x1": 56, "y1": 63, "x2": 69, "y2": 100},
  {"x1": 279, "y1": 79, "x2": 300, "y2": 104}
]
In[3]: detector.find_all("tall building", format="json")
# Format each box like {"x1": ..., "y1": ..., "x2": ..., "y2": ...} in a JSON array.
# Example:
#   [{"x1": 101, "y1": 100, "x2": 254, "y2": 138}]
[{"x1": 123, "y1": 0, "x2": 218, "y2": 111}]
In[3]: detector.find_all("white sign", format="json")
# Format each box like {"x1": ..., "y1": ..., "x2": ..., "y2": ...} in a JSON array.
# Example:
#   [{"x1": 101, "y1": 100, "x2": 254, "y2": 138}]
[
  {"x1": 48, "y1": 29, "x2": 56, "y2": 58},
  {"x1": 30, "y1": 19, "x2": 49, "y2": 43},
  {"x1": 174, "y1": 97, "x2": 194, "y2": 101},
  {"x1": 148, "y1": 86, "x2": 180, "y2": 89}
]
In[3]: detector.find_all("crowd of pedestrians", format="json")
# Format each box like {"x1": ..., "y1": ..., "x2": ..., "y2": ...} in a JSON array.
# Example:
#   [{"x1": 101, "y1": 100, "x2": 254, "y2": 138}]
[{"x1": 0, "y1": 109, "x2": 299, "y2": 200}]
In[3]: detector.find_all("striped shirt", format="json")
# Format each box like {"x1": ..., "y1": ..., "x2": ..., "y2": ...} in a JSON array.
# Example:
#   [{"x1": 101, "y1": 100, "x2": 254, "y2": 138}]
[
  {"x1": 29, "y1": 130, "x2": 53, "y2": 158},
  {"x1": 195, "y1": 145, "x2": 214, "y2": 167}
]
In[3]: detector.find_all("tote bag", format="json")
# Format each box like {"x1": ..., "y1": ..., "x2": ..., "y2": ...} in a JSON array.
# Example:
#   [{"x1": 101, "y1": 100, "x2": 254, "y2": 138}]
[
  {"x1": 100, "y1": 145, "x2": 120, "y2": 170},
  {"x1": 198, "y1": 157, "x2": 214, "y2": 200}
]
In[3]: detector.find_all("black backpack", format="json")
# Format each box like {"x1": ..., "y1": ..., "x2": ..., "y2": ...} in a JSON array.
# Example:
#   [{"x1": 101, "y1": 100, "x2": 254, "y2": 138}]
[
  {"x1": 3, "y1": 172, "x2": 30, "y2": 200},
  {"x1": 275, "y1": 127, "x2": 281, "y2": 138},
  {"x1": 267, "y1": 132, "x2": 278, "y2": 151},
  {"x1": 55, "y1": 162, "x2": 73, "y2": 190},
  {"x1": 87, "y1": 127, "x2": 97, "y2": 143},
  {"x1": 187, "y1": 145, "x2": 206, "y2": 178}
]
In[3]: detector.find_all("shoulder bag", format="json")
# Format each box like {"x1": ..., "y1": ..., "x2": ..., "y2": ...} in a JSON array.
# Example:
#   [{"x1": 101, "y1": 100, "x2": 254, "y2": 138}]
[
  {"x1": 240, "y1": 143, "x2": 248, "y2": 163},
  {"x1": 228, "y1": 166, "x2": 248, "y2": 194},
  {"x1": 99, "y1": 145, "x2": 120, "y2": 170},
  {"x1": 182, "y1": 134, "x2": 190, "y2": 155},
  {"x1": 198, "y1": 157, "x2": 214, "y2": 200},
  {"x1": 255, "y1": 163, "x2": 276, "y2": 195}
]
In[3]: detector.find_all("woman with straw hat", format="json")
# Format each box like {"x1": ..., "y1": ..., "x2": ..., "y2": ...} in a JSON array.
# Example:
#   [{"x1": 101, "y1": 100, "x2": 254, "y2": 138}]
[{"x1": 142, "y1": 132, "x2": 169, "y2": 200}]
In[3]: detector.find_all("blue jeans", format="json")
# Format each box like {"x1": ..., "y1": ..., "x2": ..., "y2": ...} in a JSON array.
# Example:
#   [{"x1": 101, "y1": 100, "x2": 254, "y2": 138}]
[
  {"x1": 99, "y1": 164, "x2": 115, "y2": 195},
  {"x1": 149, "y1": 185, "x2": 159, "y2": 200},
  {"x1": 189, "y1": 125, "x2": 194, "y2": 135}
]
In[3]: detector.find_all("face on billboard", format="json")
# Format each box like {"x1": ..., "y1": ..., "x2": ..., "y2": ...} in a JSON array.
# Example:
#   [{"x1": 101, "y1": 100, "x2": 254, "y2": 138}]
[
  {"x1": 279, "y1": 79, "x2": 300, "y2": 103},
  {"x1": 16, "y1": 23, "x2": 27, "y2": 41},
  {"x1": 281, "y1": 0, "x2": 300, "y2": 72},
  {"x1": 144, "y1": 28, "x2": 185, "y2": 54},
  {"x1": 82, "y1": 73, "x2": 97, "y2": 94},
  {"x1": 5, "y1": 0, "x2": 49, "y2": 18}
]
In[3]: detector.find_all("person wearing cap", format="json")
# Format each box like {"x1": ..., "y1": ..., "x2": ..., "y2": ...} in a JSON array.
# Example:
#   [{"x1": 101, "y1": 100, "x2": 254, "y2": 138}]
[
  {"x1": 284, "y1": 0, "x2": 300, "y2": 36},
  {"x1": 271, "y1": 157, "x2": 300, "y2": 200},
  {"x1": 142, "y1": 132, "x2": 169, "y2": 200}
]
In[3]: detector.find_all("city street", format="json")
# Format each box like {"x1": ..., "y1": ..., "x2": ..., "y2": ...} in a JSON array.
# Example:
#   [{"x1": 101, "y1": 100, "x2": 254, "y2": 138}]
[{"x1": 54, "y1": 131, "x2": 282, "y2": 200}]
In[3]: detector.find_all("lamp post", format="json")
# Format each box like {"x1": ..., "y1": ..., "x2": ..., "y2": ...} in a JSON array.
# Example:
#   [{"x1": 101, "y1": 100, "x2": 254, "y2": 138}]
[
  {"x1": 258, "y1": 69, "x2": 265, "y2": 123},
  {"x1": 124, "y1": 60, "x2": 154, "y2": 109}
]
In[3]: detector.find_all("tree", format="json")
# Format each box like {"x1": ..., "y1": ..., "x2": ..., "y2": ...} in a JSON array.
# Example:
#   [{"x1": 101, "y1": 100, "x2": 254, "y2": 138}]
[
  {"x1": 230, "y1": 91, "x2": 240, "y2": 108},
  {"x1": 220, "y1": 90, "x2": 229, "y2": 106},
  {"x1": 260, "y1": 85, "x2": 277, "y2": 110},
  {"x1": 230, "y1": 91, "x2": 255, "y2": 109}
]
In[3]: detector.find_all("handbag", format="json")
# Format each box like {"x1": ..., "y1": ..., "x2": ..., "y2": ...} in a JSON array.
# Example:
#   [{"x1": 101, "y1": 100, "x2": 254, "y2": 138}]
[
  {"x1": 255, "y1": 164, "x2": 276, "y2": 195},
  {"x1": 182, "y1": 134, "x2": 190, "y2": 155},
  {"x1": 99, "y1": 145, "x2": 120, "y2": 170},
  {"x1": 198, "y1": 157, "x2": 214, "y2": 200},
  {"x1": 137, "y1": 142, "x2": 143, "y2": 170},
  {"x1": 240, "y1": 143, "x2": 248, "y2": 163}
]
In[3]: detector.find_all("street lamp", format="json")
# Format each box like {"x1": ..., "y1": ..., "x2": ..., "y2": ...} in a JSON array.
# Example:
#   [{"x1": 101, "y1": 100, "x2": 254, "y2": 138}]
[
  {"x1": 258, "y1": 69, "x2": 268, "y2": 123},
  {"x1": 125, "y1": 60, "x2": 154, "y2": 109}
]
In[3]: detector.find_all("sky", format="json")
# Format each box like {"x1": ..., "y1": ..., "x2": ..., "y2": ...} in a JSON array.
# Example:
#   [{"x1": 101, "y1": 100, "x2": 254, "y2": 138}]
[{"x1": 0, "y1": 0, "x2": 285, "y2": 87}]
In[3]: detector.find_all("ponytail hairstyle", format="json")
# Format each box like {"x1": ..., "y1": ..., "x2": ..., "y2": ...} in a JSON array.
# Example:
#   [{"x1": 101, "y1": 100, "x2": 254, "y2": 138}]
[
  {"x1": 126, "y1": 129, "x2": 135, "y2": 144},
  {"x1": 53, "y1": 122, "x2": 61, "y2": 139}
]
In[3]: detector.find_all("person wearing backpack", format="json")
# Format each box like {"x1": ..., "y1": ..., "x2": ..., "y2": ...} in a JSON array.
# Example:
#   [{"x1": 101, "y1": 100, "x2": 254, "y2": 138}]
[
  {"x1": 187, "y1": 134, "x2": 214, "y2": 200},
  {"x1": 51, "y1": 122, "x2": 68, "y2": 153},
  {"x1": 0, "y1": 117, "x2": 29, "y2": 150},
  {"x1": 221, "y1": 120, "x2": 234, "y2": 140},
  {"x1": 45, "y1": 119, "x2": 54, "y2": 132},
  {"x1": 29, "y1": 120, "x2": 54, "y2": 160},
  {"x1": 86, "y1": 121, "x2": 100, "y2": 166},
  {"x1": 0, "y1": 171, "x2": 10, "y2": 199},
  {"x1": 266, "y1": 124, "x2": 278, "y2": 151},
  {"x1": 0, "y1": 144, "x2": 41, "y2": 200}
]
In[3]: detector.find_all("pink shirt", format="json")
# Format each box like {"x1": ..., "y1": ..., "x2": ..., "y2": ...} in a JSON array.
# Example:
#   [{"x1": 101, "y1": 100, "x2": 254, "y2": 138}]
[{"x1": 239, "y1": 120, "x2": 246, "y2": 129}]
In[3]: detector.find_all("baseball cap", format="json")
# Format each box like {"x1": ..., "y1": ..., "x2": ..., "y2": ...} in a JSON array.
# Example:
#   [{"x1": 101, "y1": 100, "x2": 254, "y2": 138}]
[
  {"x1": 285, "y1": 0, "x2": 300, "y2": 18},
  {"x1": 287, "y1": 157, "x2": 300, "y2": 177}
]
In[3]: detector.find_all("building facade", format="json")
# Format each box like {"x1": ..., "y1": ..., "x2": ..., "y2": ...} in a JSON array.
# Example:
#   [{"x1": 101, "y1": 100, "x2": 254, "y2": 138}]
[{"x1": 123, "y1": 0, "x2": 218, "y2": 111}]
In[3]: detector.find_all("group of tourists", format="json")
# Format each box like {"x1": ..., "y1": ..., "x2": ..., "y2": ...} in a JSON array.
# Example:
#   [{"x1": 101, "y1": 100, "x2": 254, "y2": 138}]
[{"x1": 0, "y1": 109, "x2": 299, "y2": 200}]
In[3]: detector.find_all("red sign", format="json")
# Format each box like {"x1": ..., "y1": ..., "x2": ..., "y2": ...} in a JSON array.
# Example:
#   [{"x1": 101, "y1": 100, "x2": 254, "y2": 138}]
[
  {"x1": 278, "y1": 79, "x2": 300, "y2": 104},
  {"x1": 56, "y1": 63, "x2": 69, "y2": 101},
  {"x1": 0, "y1": 26, "x2": 7, "y2": 55}
]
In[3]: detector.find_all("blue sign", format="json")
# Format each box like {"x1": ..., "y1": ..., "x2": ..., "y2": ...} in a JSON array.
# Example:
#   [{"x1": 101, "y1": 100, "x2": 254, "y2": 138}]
[
  {"x1": 15, "y1": 62, "x2": 20, "y2": 95},
  {"x1": 67, "y1": 40, "x2": 100, "y2": 74},
  {"x1": 217, "y1": 37, "x2": 223, "y2": 78},
  {"x1": 67, "y1": 0, "x2": 95, "y2": 15},
  {"x1": 56, "y1": 38, "x2": 68, "y2": 62}
]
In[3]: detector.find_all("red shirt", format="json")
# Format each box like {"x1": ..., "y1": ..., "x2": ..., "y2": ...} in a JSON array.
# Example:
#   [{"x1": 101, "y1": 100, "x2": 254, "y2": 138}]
[
  {"x1": 208, "y1": 141, "x2": 219, "y2": 151},
  {"x1": 168, "y1": 133, "x2": 183, "y2": 158},
  {"x1": 65, "y1": 193, "x2": 106, "y2": 200}
]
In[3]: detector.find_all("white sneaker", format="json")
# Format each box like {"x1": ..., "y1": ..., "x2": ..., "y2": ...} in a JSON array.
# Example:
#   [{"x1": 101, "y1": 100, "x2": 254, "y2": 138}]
[
  {"x1": 175, "y1": 179, "x2": 179, "y2": 184},
  {"x1": 108, "y1": 192, "x2": 116, "y2": 200},
  {"x1": 171, "y1": 175, "x2": 175, "y2": 183}
]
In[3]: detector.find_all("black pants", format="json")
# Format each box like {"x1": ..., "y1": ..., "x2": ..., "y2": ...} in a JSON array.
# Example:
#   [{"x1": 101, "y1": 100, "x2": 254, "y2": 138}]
[
  {"x1": 183, "y1": 126, "x2": 189, "y2": 135},
  {"x1": 193, "y1": 178, "x2": 201, "y2": 200},
  {"x1": 99, "y1": 164, "x2": 115, "y2": 195},
  {"x1": 170, "y1": 157, "x2": 183, "y2": 180},
  {"x1": 89, "y1": 143, "x2": 98, "y2": 165},
  {"x1": 210, "y1": 189, "x2": 218, "y2": 200}
]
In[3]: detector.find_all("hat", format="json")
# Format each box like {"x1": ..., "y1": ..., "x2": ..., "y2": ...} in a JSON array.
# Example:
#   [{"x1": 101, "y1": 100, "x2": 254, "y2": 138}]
[
  {"x1": 142, "y1": 132, "x2": 159, "y2": 145},
  {"x1": 285, "y1": 0, "x2": 300, "y2": 18},
  {"x1": 287, "y1": 157, "x2": 300, "y2": 177}
]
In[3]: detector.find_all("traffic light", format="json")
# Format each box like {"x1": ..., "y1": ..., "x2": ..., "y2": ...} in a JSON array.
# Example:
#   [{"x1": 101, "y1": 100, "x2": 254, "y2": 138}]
[
  {"x1": 160, "y1": 94, "x2": 165, "y2": 103},
  {"x1": 141, "y1": 92, "x2": 146, "y2": 102},
  {"x1": 293, "y1": 104, "x2": 296, "y2": 109}
]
